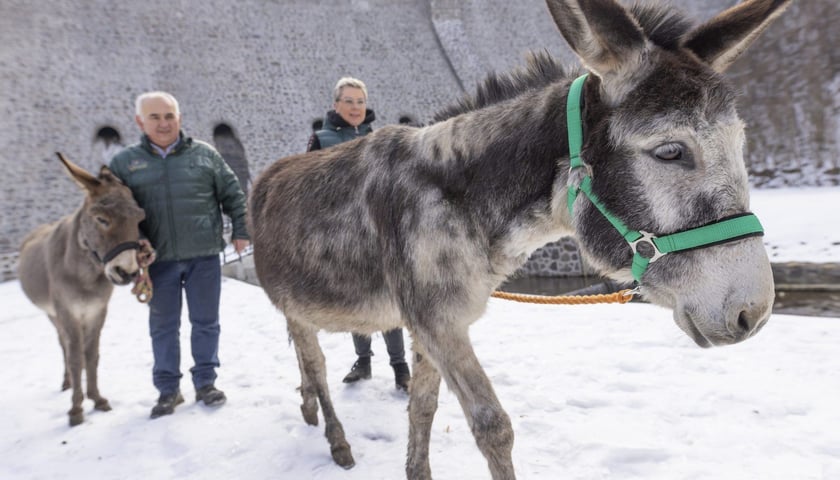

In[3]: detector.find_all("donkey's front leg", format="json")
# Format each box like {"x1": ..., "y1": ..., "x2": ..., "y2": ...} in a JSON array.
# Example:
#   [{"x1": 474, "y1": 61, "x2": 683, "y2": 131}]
[
  {"x1": 52, "y1": 323, "x2": 71, "y2": 391},
  {"x1": 60, "y1": 321, "x2": 86, "y2": 427},
  {"x1": 421, "y1": 327, "x2": 515, "y2": 480},
  {"x1": 406, "y1": 344, "x2": 442, "y2": 480},
  {"x1": 84, "y1": 317, "x2": 111, "y2": 412},
  {"x1": 286, "y1": 317, "x2": 354, "y2": 469}
]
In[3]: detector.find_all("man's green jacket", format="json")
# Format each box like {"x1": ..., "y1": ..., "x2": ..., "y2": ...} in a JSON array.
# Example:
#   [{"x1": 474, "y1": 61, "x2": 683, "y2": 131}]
[{"x1": 110, "y1": 132, "x2": 249, "y2": 262}]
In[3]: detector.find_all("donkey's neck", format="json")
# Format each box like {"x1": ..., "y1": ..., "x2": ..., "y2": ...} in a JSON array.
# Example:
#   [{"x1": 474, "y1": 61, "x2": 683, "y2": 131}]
[{"x1": 413, "y1": 80, "x2": 577, "y2": 275}]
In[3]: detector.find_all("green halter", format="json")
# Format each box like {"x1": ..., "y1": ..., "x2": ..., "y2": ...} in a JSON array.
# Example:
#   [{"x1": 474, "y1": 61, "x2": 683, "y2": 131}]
[{"x1": 565, "y1": 74, "x2": 765, "y2": 282}]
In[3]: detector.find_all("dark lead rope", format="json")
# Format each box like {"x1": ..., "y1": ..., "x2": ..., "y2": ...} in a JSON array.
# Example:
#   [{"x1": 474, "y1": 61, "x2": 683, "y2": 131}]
[{"x1": 89, "y1": 241, "x2": 142, "y2": 264}]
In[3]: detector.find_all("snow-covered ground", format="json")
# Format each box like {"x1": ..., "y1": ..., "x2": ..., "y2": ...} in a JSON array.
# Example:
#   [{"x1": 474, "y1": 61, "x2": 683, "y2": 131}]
[{"x1": 1, "y1": 187, "x2": 839, "y2": 480}]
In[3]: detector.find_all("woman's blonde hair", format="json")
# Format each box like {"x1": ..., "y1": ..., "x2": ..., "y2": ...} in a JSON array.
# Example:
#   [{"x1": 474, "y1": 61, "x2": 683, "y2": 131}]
[{"x1": 333, "y1": 77, "x2": 367, "y2": 102}]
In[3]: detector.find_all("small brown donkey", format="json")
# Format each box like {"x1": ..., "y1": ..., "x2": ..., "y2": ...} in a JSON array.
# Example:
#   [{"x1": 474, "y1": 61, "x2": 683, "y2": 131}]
[{"x1": 19, "y1": 153, "x2": 145, "y2": 426}]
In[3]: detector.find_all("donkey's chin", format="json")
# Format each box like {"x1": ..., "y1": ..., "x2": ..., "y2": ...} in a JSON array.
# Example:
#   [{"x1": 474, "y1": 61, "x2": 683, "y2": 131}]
[
  {"x1": 623, "y1": 283, "x2": 714, "y2": 347},
  {"x1": 673, "y1": 310, "x2": 715, "y2": 348},
  {"x1": 673, "y1": 306, "x2": 768, "y2": 348},
  {"x1": 105, "y1": 266, "x2": 138, "y2": 286}
]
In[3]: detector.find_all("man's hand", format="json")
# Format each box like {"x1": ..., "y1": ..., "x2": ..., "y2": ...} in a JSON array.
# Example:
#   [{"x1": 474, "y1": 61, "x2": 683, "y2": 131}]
[
  {"x1": 137, "y1": 239, "x2": 156, "y2": 267},
  {"x1": 232, "y1": 239, "x2": 250, "y2": 253}
]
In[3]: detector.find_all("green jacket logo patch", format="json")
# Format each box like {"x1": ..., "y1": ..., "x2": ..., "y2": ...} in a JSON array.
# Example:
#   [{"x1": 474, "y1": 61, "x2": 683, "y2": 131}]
[{"x1": 127, "y1": 158, "x2": 148, "y2": 172}]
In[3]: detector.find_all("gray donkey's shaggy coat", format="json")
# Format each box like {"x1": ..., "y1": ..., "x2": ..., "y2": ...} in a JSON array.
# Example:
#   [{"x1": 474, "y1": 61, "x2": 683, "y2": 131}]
[{"x1": 249, "y1": 0, "x2": 791, "y2": 478}]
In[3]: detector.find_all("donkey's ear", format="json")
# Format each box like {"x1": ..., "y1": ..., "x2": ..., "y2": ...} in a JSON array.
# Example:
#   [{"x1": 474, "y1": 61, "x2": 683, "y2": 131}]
[
  {"x1": 98, "y1": 165, "x2": 125, "y2": 185},
  {"x1": 56, "y1": 152, "x2": 101, "y2": 192},
  {"x1": 546, "y1": 0, "x2": 650, "y2": 100},
  {"x1": 682, "y1": 0, "x2": 793, "y2": 73}
]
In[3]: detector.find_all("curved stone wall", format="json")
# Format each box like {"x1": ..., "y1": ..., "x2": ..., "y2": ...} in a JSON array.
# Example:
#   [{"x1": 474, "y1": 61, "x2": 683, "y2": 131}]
[{"x1": 1, "y1": 0, "x2": 835, "y2": 281}]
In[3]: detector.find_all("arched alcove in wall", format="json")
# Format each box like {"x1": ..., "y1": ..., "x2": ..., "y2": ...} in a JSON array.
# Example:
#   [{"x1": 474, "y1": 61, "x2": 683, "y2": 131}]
[
  {"x1": 398, "y1": 114, "x2": 419, "y2": 127},
  {"x1": 96, "y1": 126, "x2": 122, "y2": 145},
  {"x1": 212, "y1": 123, "x2": 250, "y2": 196},
  {"x1": 94, "y1": 126, "x2": 124, "y2": 165}
]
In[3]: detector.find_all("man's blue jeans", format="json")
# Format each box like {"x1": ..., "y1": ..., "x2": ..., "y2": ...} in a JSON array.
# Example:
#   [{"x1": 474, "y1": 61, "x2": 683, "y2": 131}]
[{"x1": 147, "y1": 255, "x2": 221, "y2": 395}]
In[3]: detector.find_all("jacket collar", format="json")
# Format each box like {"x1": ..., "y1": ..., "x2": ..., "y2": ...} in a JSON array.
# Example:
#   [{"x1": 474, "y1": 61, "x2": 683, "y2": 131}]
[
  {"x1": 323, "y1": 109, "x2": 376, "y2": 131},
  {"x1": 140, "y1": 130, "x2": 192, "y2": 156}
]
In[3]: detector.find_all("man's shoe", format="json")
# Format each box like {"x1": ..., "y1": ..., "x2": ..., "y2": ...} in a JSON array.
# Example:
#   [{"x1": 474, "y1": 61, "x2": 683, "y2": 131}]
[
  {"x1": 196, "y1": 384, "x2": 227, "y2": 407},
  {"x1": 150, "y1": 391, "x2": 184, "y2": 419},
  {"x1": 342, "y1": 357, "x2": 371, "y2": 383},
  {"x1": 393, "y1": 362, "x2": 411, "y2": 392}
]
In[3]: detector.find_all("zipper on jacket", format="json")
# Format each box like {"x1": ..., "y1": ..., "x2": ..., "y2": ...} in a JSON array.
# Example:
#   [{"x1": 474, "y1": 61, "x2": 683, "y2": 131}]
[{"x1": 163, "y1": 154, "x2": 179, "y2": 259}]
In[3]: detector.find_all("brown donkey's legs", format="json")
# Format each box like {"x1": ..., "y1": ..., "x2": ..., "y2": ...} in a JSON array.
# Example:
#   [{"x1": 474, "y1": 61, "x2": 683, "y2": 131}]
[
  {"x1": 52, "y1": 318, "x2": 71, "y2": 391},
  {"x1": 287, "y1": 317, "x2": 354, "y2": 469},
  {"x1": 59, "y1": 316, "x2": 86, "y2": 427},
  {"x1": 85, "y1": 317, "x2": 111, "y2": 412}
]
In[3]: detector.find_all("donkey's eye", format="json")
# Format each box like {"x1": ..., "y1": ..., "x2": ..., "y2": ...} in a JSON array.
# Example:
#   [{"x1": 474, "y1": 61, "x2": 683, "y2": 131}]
[
  {"x1": 95, "y1": 216, "x2": 110, "y2": 227},
  {"x1": 653, "y1": 143, "x2": 685, "y2": 161}
]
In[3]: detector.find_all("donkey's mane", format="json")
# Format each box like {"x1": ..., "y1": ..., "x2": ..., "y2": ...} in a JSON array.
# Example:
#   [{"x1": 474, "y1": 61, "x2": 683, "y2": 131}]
[
  {"x1": 433, "y1": 2, "x2": 694, "y2": 123},
  {"x1": 432, "y1": 51, "x2": 567, "y2": 123},
  {"x1": 630, "y1": 2, "x2": 695, "y2": 50}
]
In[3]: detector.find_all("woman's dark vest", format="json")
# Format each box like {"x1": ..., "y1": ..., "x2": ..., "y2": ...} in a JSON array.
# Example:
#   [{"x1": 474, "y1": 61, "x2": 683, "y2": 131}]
[{"x1": 315, "y1": 110, "x2": 375, "y2": 149}]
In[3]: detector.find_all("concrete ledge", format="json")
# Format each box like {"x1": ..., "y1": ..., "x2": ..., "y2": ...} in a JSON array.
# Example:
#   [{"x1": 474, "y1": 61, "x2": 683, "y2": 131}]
[
  {"x1": 772, "y1": 262, "x2": 840, "y2": 317},
  {"x1": 772, "y1": 262, "x2": 840, "y2": 290},
  {"x1": 222, "y1": 256, "x2": 839, "y2": 318},
  {"x1": 222, "y1": 255, "x2": 261, "y2": 287}
]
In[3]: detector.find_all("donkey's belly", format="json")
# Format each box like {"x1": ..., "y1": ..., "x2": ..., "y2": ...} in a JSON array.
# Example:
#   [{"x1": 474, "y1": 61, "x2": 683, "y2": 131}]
[
  {"x1": 282, "y1": 291, "x2": 404, "y2": 335},
  {"x1": 18, "y1": 238, "x2": 52, "y2": 312}
]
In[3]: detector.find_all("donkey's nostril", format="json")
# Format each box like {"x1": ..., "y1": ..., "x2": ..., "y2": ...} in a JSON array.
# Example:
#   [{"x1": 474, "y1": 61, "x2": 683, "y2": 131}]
[
  {"x1": 728, "y1": 304, "x2": 771, "y2": 342},
  {"x1": 737, "y1": 311, "x2": 751, "y2": 333}
]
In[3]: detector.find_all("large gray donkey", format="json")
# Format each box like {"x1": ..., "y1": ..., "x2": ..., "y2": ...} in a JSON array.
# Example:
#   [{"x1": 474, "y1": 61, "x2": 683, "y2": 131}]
[
  {"x1": 249, "y1": 0, "x2": 792, "y2": 478},
  {"x1": 19, "y1": 153, "x2": 145, "y2": 427}
]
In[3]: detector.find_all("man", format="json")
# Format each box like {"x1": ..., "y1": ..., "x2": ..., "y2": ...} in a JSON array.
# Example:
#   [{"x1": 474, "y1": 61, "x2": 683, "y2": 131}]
[
  {"x1": 110, "y1": 91, "x2": 249, "y2": 418},
  {"x1": 307, "y1": 77, "x2": 411, "y2": 392}
]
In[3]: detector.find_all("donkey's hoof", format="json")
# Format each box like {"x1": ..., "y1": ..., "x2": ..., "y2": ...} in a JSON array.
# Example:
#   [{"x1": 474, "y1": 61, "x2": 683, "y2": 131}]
[
  {"x1": 61, "y1": 381, "x2": 71, "y2": 391},
  {"x1": 94, "y1": 398, "x2": 112, "y2": 412},
  {"x1": 331, "y1": 443, "x2": 355, "y2": 469},
  {"x1": 68, "y1": 408, "x2": 84, "y2": 427}
]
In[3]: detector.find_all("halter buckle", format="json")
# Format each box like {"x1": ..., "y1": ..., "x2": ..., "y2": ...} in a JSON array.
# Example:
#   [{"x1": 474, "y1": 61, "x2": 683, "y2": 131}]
[{"x1": 629, "y1": 231, "x2": 666, "y2": 263}]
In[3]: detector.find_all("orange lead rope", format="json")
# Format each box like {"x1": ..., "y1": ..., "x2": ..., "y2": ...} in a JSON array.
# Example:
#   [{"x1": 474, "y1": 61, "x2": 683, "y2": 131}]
[
  {"x1": 490, "y1": 288, "x2": 636, "y2": 305},
  {"x1": 132, "y1": 270, "x2": 153, "y2": 303},
  {"x1": 131, "y1": 240, "x2": 156, "y2": 303}
]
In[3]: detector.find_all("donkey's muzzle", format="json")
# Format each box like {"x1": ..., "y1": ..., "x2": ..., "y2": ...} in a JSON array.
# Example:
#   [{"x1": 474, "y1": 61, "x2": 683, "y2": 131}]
[{"x1": 110, "y1": 266, "x2": 139, "y2": 286}]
